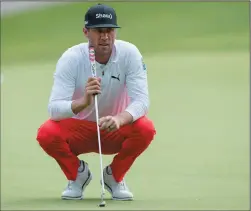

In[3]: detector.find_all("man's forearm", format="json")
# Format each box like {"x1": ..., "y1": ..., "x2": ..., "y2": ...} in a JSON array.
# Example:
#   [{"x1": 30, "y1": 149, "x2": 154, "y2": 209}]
[
  {"x1": 48, "y1": 97, "x2": 88, "y2": 121},
  {"x1": 124, "y1": 99, "x2": 149, "y2": 122},
  {"x1": 115, "y1": 111, "x2": 133, "y2": 127},
  {"x1": 48, "y1": 100, "x2": 76, "y2": 121},
  {"x1": 71, "y1": 97, "x2": 88, "y2": 115}
]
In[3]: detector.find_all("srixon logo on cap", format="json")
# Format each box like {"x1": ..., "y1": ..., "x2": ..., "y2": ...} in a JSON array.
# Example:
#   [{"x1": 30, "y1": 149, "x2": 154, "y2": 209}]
[{"x1": 96, "y1": 13, "x2": 112, "y2": 19}]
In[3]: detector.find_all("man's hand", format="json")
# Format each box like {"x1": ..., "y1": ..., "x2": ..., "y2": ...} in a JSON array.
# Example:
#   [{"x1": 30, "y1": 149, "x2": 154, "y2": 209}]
[
  {"x1": 84, "y1": 77, "x2": 101, "y2": 106},
  {"x1": 71, "y1": 77, "x2": 101, "y2": 115},
  {"x1": 98, "y1": 112, "x2": 133, "y2": 132},
  {"x1": 99, "y1": 116, "x2": 121, "y2": 132}
]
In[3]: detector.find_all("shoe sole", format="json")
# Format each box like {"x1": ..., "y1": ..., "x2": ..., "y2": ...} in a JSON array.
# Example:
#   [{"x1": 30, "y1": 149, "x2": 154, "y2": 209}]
[
  {"x1": 104, "y1": 182, "x2": 133, "y2": 201},
  {"x1": 61, "y1": 196, "x2": 83, "y2": 200},
  {"x1": 112, "y1": 196, "x2": 134, "y2": 201},
  {"x1": 61, "y1": 172, "x2": 93, "y2": 200}
]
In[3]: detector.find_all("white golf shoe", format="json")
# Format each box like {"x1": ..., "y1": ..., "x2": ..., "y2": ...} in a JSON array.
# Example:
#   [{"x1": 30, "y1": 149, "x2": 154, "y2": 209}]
[
  {"x1": 103, "y1": 166, "x2": 133, "y2": 201},
  {"x1": 61, "y1": 160, "x2": 92, "y2": 200}
]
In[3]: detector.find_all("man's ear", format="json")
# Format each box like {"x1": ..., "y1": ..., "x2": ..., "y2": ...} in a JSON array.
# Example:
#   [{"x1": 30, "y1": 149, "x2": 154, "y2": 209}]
[{"x1": 83, "y1": 28, "x2": 89, "y2": 38}]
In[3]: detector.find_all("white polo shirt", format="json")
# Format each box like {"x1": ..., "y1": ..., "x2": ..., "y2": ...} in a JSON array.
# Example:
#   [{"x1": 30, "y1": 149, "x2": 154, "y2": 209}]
[{"x1": 48, "y1": 39, "x2": 149, "y2": 122}]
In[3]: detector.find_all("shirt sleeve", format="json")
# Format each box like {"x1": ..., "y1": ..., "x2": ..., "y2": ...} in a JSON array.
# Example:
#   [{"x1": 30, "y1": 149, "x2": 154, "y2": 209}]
[
  {"x1": 48, "y1": 52, "x2": 77, "y2": 121},
  {"x1": 125, "y1": 45, "x2": 149, "y2": 122}
]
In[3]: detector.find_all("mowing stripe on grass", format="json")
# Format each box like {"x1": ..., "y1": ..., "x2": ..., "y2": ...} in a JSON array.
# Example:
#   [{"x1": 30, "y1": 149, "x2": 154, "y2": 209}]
[{"x1": 1, "y1": 73, "x2": 4, "y2": 84}]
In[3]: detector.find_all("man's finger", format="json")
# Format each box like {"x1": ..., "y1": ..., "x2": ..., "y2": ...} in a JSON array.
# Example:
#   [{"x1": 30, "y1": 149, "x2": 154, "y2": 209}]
[
  {"x1": 87, "y1": 77, "x2": 101, "y2": 82},
  {"x1": 105, "y1": 119, "x2": 114, "y2": 129},
  {"x1": 86, "y1": 85, "x2": 101, "y2": 91},
  {"x1": 99, "y1": 117, "x2": 107, "y2": 126},
  {"x1": 99, "y1": 116, "x2": 112, "y2": 128},
  {"x1": 100, "y1": 121, "x2": 110, "y2": 130},
  {"x1": 87, "y1": 80, "x2": 101, "y2": 87},
  {"x1": 105, "y1": 118, "x2": 119, "y2": 132},
  {"x1": 107, "y1": 123, "x2": 119, "y2": 132},
  {"x1": 87, "y1": 77, "x2": 95, "y2": 82},
  {"x1": 87, "y1": 77, "x2": 100, "y2": 82}
]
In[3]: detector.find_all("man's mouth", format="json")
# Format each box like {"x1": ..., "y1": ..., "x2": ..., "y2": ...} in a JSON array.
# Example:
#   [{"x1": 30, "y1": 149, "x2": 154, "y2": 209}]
[{"x1": 99, "y1": 44, "x2": 109, "y2": 46}]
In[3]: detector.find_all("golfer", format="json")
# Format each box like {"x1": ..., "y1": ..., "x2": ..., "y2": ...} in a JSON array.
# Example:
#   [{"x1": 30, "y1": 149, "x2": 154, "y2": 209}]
[{"x1": 36, "y1": 3, "x2": 156, "y2": 201}]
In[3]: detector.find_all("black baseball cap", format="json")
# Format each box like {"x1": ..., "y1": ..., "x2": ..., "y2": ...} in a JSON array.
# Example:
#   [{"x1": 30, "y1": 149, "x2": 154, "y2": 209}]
[{"x1": 84, "y1": 3, "x2": 121, "y2": 29}]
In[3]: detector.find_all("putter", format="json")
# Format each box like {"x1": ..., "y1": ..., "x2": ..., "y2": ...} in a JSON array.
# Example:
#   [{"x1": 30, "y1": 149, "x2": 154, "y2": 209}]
[{"x1": 89, "y1": 46, "x2": 106, "y2": 207}]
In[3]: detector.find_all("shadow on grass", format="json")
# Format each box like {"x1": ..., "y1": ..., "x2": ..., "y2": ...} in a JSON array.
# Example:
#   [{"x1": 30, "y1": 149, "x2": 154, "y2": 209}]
[
  {"x1": 12, "y1": 196, "x2": 111, "y2": 204},
  {"x1": 4, "y1": 196, "x2": 135, "y2": 210}
]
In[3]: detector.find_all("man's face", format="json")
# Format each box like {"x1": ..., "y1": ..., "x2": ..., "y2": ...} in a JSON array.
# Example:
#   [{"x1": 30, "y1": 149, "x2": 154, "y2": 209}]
[{"x1": 84, "y1": 27, "x2": 116, "y2": 56}]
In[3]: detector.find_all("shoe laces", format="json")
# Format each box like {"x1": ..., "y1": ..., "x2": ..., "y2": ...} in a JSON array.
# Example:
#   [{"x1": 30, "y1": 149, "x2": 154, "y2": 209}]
[
  {"x1": 67, "y1": 180, "x2": 74, "y2": 190},
  {"x1": 118, "y1": 180, "x2": 127, "y2": 190}
]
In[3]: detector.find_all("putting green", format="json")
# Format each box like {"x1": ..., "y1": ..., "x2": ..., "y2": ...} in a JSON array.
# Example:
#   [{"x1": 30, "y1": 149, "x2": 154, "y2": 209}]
[{"x1": 1, "y1": 51, "x2": 249, "y2": 210}]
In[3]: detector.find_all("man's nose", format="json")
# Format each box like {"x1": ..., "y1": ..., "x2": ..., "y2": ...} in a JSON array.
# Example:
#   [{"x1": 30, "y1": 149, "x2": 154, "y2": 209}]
[{"x1": 100, "y1": 32, "x2": 108, "y2": 39}]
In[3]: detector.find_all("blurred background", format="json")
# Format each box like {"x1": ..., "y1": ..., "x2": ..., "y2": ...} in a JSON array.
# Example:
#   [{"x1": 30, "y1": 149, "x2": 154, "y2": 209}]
[{"x1": 1, "y1": 1, "x2": 250, "y2": 210}]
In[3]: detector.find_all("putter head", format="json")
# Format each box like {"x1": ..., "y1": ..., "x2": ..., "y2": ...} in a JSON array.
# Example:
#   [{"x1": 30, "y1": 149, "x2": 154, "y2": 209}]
[{"x1": 98, "y1": 201, "x2": 106, "y2": 207}]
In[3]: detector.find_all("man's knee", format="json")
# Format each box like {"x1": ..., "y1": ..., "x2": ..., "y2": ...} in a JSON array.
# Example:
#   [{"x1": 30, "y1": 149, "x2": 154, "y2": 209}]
[
  {"x1": 132, "y1": 116, "x2": 156, "y2": 144},
  {"x1": 36, "y1": 120, "x2": 62, "y2": 149}
]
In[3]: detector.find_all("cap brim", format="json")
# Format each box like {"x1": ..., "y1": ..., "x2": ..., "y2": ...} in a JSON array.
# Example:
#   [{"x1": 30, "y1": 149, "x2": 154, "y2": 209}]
[{"x1": 85, "y1": 24, "x2": 121, "y2": 29}]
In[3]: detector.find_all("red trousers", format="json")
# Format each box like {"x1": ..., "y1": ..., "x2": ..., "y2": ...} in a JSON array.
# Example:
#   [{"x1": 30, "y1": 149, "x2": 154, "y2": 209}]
[{"x1": 36, "y1": 116, "x2": 156, "y2": 182}]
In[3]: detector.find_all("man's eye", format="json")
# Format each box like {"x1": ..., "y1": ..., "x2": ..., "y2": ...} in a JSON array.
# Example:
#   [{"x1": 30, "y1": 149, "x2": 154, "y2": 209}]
[{"x1": 96, "y1": 28, "x2": 114, "y2": 33}]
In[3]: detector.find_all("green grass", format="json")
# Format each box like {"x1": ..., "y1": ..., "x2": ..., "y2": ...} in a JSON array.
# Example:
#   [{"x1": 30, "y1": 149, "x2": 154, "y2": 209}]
[
  {"x1": 1, "y1": 1, "x2": 250, "y2": 210},
  {"x1": 1, "y1": 52, "x2": 249, "y2": 210},
  {"x1": 1, "y1": 2, "x2": 249, "y2": 66}
]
